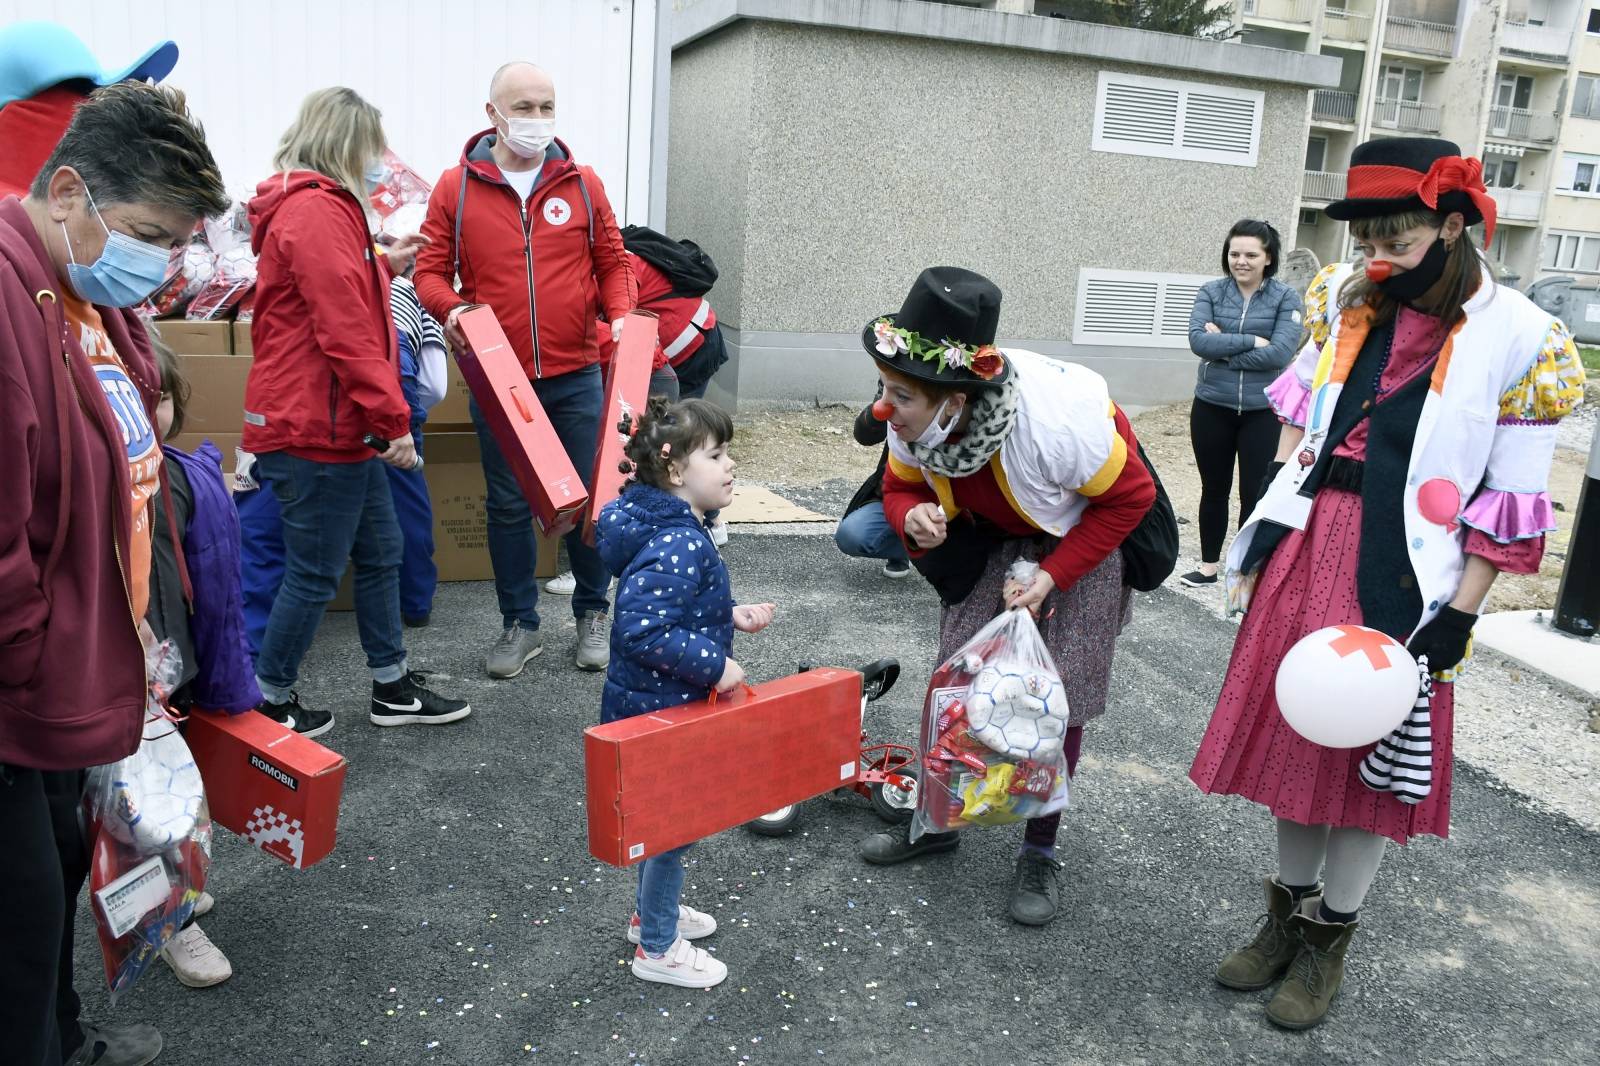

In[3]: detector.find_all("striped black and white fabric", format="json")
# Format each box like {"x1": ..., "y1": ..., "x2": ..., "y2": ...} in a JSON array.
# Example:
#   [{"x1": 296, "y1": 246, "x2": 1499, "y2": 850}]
[
  {"x1": 389, "y1": 275, "x2": 444, "y2": 354},
  {"x1": 1359, "y1": 659, "x2": 1434, "y2": 805}
]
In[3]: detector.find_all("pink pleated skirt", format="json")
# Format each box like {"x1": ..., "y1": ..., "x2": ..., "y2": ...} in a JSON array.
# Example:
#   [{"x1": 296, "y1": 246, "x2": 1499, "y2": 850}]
[{"x1": 1188, "y1": 487, "x2": 1453, "y2": 845}]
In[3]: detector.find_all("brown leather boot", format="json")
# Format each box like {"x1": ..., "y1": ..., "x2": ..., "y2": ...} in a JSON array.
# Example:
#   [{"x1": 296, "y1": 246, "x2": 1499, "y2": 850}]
[
  {"x1": 1265, "y1": 900, "x2": 1360, "y2": 1030},
  {"x1": 1215, "y1": 878, "x2": 1319, "y2": 991}
]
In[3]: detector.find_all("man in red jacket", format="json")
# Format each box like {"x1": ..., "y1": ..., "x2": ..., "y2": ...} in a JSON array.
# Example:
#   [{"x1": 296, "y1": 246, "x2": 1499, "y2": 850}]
[
  {"x1": 415, "y1": 61, "x2": 636, "y2": 678},
  {"x1": 1, "y1": 83, "x2": 227, "y2": 1066}
]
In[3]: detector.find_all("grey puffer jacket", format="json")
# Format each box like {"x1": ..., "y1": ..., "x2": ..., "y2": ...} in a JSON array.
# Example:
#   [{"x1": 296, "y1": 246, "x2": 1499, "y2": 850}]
[{"x1": 1188, "y1": 275, "x2": 1303, "y2": 412}]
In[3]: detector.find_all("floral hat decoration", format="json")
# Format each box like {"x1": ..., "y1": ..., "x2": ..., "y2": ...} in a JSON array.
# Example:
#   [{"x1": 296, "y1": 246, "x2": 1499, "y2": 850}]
[{"x1": 861, "y1": 266, "x2": 1011, "y2": 389}]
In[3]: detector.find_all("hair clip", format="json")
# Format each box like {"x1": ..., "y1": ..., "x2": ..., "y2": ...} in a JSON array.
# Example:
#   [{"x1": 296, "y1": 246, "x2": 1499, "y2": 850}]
[{"x1": 660, "y1": 442, "x2": 672, "y2": 459}]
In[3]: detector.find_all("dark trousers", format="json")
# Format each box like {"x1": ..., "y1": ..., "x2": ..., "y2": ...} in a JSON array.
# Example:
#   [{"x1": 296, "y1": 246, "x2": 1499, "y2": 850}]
[
  {"x1": 1, "y1": 765, "x2": 88, "y2": 1066},
  {"x1": 383, "y1": 423, "x2": 438, "y2": 621},
  {"x1": 1189, "y1": 398, "x2": 1280, "y2": 564},
  {"x1": 471, "y1": 363, "x2": 609, "y2": 626}
]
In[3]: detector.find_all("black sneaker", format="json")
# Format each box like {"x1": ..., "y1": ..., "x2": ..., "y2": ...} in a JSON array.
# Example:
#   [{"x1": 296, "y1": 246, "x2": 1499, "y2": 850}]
[
  {"x1": 882, "y1": 559, "x2": 912, "y2": 579},
  {"x1": 1179, "y1": 568, "x2": 1219, "y2": 587},
  {"x1": 370, "y1": 672, "x2": 472, "y2": 728},
  {"x1": 858, "y1": 821, "x2": 960, "y2": 865},
  {"x1": 403, "y1": 613, "x2": 431, "y2": 628},
  {"x1": 257, "y1": 692, "x2": 334, "y2": 739}
]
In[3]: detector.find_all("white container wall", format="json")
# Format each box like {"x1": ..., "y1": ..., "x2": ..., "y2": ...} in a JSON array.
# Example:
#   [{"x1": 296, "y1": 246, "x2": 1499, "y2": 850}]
[{"x1": 1, "y1": 0, "x2": 661, "y2": 222}]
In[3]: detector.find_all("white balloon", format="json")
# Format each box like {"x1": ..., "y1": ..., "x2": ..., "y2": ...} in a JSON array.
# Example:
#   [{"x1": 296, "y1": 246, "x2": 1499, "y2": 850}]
[{"x1": 1274, "y1": 625, "x2": 1418, "y2": 749}]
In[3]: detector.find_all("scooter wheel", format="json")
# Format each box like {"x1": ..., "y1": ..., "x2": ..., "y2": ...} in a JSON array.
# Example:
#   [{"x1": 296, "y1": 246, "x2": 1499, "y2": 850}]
[
  {"x1": 746, "y1": 804, "x2": 801, "y2": 836},
  {"x1": 869, "y1": 768, "x2": 918, "y2": 823}
]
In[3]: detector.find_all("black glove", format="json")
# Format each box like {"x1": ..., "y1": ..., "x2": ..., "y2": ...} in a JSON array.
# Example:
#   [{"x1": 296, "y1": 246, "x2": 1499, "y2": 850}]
[
  {"x1": 1257, "y1": 460, "x2": 1285, "y2": 506},
  {"x1": 1406, "y1": 605, "x2": 1477, "y2": 673}
]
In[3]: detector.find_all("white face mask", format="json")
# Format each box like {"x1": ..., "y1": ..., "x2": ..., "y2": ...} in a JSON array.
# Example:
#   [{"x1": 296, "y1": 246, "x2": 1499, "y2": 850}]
[
  {"x1": 494, "y1": 105, "x2": 555, "y2": 159},
  {"x1": 912, "y1": 398, "x2": 958, "y2": 449}
]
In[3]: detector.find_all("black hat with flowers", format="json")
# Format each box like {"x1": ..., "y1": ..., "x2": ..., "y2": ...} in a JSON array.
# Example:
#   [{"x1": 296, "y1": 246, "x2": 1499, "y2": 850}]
[{"x1": 862, "y1": 266, "x2": 1011, "y2": 389}]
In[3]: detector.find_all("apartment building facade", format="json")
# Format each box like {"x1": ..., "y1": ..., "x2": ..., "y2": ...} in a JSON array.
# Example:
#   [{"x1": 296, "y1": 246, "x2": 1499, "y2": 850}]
[{"x1": 1239, "y1": 0, "x2": 1598, "y2": 285}]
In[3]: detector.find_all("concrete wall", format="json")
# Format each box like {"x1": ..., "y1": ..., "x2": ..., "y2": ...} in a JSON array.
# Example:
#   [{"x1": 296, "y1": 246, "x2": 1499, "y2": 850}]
[
  {"x1": 667, "y1": 0, "x2": 1338, "y2": 408},
  {"x1": 1434, "y1": 0, "x2": 1502, "y2": 153}
]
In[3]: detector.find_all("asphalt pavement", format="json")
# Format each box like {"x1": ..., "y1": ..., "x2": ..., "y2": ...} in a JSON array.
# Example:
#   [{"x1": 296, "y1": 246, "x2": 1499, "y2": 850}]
[{"x1": 73, "y1": 528, "x2": 1600, "y2": 1066}]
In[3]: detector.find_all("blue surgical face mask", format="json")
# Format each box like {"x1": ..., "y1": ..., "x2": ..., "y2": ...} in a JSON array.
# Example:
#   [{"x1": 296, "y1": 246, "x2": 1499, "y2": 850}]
[
  {"x1": 62, "y1": 185, "x2": 172, "y2": 307},
  {"x1": 364, "y1": 159, "x2": 387, "y2": 193}
]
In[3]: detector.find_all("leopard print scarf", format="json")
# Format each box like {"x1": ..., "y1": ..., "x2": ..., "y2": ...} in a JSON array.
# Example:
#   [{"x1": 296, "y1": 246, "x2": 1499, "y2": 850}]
[{"x1": 906, "y1": 375, "x2": 1020, "y2": 479}]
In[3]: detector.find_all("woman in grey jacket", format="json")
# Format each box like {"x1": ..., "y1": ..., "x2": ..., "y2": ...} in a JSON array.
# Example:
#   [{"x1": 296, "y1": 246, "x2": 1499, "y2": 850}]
[{"x1": 1183, "y1": 219, "x2": 1303, "y2": 586}]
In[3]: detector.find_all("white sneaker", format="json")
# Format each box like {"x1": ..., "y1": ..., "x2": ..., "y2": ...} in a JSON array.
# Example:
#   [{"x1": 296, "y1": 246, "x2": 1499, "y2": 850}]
[
  {"x1": 630, "y1": 936, "x2": 727, "y2": 988},
  {"x1": 543, "y1": 571, "x2": 576, "y2": 595},
  {"x1": 627, "y1": 904, "x2": 718, "y2": 944},
  {"x1": 708, "y1": 519, "x2": 729, "y2": 547},
  {"x1": 161, "y1": 924, "x2": 233, "y2": 988},
  {"x1": 193, "y1": 891, "x2": 215, "y2": 917}
]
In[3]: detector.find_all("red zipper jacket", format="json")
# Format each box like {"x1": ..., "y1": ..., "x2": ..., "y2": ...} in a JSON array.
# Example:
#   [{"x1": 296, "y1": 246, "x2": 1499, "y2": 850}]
[
  {"x1": 0, "y1": 196, "x2": 150, "y2": 771},
  {"x1": 242, "y1": 171, "x2": 409, "y2": 461},
  {"x1": 414, "y1": 132, "x2": 636, "y2": 379},
  {"x1": 598, "y1": 252, "x2": 718, "y2": 373}
]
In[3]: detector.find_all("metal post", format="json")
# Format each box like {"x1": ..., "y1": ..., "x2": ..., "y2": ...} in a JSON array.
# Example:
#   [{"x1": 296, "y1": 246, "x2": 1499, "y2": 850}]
[{"x1": 1554, "y1": 415, "x2": 1600, "y2": 638}]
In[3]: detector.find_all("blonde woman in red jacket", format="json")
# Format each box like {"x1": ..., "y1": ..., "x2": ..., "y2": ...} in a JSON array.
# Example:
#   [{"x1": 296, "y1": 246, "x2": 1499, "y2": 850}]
[{"x1": 244, "y1": 87, "x2": 470, "y2": 737}]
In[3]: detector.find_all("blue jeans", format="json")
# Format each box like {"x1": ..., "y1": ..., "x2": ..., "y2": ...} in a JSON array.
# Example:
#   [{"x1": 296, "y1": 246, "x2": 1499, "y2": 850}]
[
  {"x1": 385, "y1": 422, "x2": 437, "y2": 620},
  {"x1": 835, "y1": 501, "x2": 907, "y2": 563},
  {"x1": 673, "y1": 324, "x2": 728, "y2": 400},
  {"x1": 253, "y1": 452, "x2": 407, "y2": 700},
  {"x1": 471, "y1": 363, "x2": 609, "y2": 626},
  {"x1": 635, "y1": 844, "x2": 692, "y2": 954}
]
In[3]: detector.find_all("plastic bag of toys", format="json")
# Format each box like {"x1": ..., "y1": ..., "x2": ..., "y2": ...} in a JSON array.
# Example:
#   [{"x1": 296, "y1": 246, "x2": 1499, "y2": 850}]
[
  {"x1": 186, "y1": 204, "x2": 255, "y2": 320},
  {"x1": 369, "y1": 148, "x2": 432, "y2": 222},
  {"x1": 84, "y1": 639, "x2": 211, "y2": 1001},
  {"x1": 146, "y1": 230, "x2": 215, "y2": 318},
  {"x1": 911, "y1": 572, "x2": 1071, "y2": 840}
]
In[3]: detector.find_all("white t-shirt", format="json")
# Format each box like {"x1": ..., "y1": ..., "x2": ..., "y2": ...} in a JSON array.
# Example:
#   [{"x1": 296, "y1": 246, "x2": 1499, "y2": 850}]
[{"x1": 501, "y1": 165, "x2": 539, "y2": 203}]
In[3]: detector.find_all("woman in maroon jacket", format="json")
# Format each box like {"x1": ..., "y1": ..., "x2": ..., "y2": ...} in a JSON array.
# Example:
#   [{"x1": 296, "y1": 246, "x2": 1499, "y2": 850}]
[
  {"x1": 244, "y1": 87, "x2": 469, "y2": 735},
  {"x1": 0, "y1": 84, "x2": 226, "y2": 1066}
]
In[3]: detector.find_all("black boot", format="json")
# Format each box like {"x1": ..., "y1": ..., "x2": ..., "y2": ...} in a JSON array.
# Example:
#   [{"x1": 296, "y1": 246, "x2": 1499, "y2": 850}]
[{"x1": 858, "y1": 821, "x2": 960, "y2": 865}]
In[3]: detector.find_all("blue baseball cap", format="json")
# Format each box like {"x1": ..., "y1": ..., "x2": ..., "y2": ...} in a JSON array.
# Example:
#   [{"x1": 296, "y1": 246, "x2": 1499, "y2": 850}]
[{"x1": 0, "y1": 21, "x2": 178, "y2": 110}]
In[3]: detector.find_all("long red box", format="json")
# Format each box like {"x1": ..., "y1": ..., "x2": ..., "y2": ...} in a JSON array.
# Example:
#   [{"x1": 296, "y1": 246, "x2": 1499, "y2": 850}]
[
  {"x1": 456, "y1": 305, "x2": 588, "y2": 536},
  {"x1": 584, "y1": 669, "x2": 862, "y2": 866},
  {"x1": 185, "y1": 709, "x2": 348, "y2": 869},
  {"x1": 586, "y1": 310, "x2": 658, "y2": 544}
]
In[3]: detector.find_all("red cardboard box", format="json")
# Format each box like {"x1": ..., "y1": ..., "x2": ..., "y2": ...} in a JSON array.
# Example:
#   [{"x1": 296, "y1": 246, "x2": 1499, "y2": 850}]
[
  {"x1": 586, "y1": 310, "x2": 659, "y2": 543},
  {"x1": 584, "y1": 668, "x2": 863, "y2": 866},
  {"x1": 456, "y1": 305, "x2": 588, "y2": 536},
  {"x1": 185, "y1": 709, "x2": 348, "y2": 869}
]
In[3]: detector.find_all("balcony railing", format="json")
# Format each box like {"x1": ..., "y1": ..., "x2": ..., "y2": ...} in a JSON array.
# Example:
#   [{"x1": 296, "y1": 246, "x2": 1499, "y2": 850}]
[
  {"x1": 1241, "y1": 0, "x2": 1314, "y2": 22},
  {"x1": 1488, "y1": 106, "x2": 1559, "y2": 143},
  {"x1": 1303, "y1": 170, "x2": 1348, "y2": 201},
  {"x1": 1384, "y1": 16, "x2": 1455, "y2": 57},
  {"x1": 1488, "y1": 188, "x2": 1544, "y2": 221},
  {"x1": 1372, "y1": 97, "x2": 1443, "y2": 133},
  {"x1": 1500, "y1": 19, "x2": 1573, "y2": 61},
  {"x1": 1312, "y1": 89, "x2": 1358, "y2": 123},
  {"x1": 1322, "y1": 6, "x2": 1373, "y2": 43}
]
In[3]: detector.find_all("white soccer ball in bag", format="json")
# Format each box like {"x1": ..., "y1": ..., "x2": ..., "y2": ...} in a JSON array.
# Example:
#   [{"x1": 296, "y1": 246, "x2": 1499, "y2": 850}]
[
  {"x1": 102, "y1": 727, "x2": 205, "y2": 855},
  {"x1": 1274, "y1": 625, "x2": 1417, "y2": 748},
  {"x1": 964, "y1": 663, "x2": 1069, "y2": 759}
]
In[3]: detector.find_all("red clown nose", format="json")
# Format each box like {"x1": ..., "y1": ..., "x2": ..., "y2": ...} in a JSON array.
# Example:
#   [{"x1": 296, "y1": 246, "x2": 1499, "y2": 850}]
[
  {"x1": 1365, "y1": 260, "x2": 1394, "y2": 283},
  {"x1": 871, "y1": 398, "x2": 894, "y2": 421}
]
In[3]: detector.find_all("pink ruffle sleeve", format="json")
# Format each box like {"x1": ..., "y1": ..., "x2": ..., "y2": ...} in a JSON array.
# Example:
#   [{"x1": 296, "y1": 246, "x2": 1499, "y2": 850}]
[
  {"x1": 1461, "y1": 489, "x2": 1555, "y2": 575},
  {"x1": 1265, "y1": 369, "x2": 1311, "y2": 428}
]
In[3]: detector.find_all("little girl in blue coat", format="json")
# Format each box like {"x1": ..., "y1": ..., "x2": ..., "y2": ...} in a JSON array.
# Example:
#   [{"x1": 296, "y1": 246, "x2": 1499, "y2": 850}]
[{"x1": 595, "y1": 397, "x2": 775, "y2": 989}]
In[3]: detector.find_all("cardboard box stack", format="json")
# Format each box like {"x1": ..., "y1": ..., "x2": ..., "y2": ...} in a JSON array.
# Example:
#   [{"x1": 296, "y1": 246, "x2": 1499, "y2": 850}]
[{"x1": 153, "y1": 319, "x2": 556, "y2": 596}]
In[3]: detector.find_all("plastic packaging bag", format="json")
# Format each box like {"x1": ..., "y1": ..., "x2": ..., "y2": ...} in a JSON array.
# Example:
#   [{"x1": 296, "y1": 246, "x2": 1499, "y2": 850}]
[
  {"x1": 911, "y1": 597, "x2": 1071, "y2": 840},
  {"x1": 84, "y1": 640, "x2": 211, "y2": 1001},
  {"x1": 147, "y1": 235, "x2": 216, "y2": 318},
  {"x1": 186, "y1": 204, "x2": 255, "y2": 321},
  {"x1": 369, "y1": 148, "x2": 432, "y2": 222}
]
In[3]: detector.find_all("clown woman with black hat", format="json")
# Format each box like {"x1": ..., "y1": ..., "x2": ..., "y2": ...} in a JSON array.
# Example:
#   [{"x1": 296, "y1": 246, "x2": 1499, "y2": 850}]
[
  {"x1": 853, "y1": 266, "x2": 1159, "y2": 927},
  {"x1": 1188, "y1": 138, "x2": 1586, "y2": 1029}
]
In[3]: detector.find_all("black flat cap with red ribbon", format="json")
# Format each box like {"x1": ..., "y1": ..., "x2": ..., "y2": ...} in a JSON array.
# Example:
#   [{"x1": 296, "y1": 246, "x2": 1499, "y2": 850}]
[{"x1": 1325, "y1": 137, "x2": 1497, "y2": 244}]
